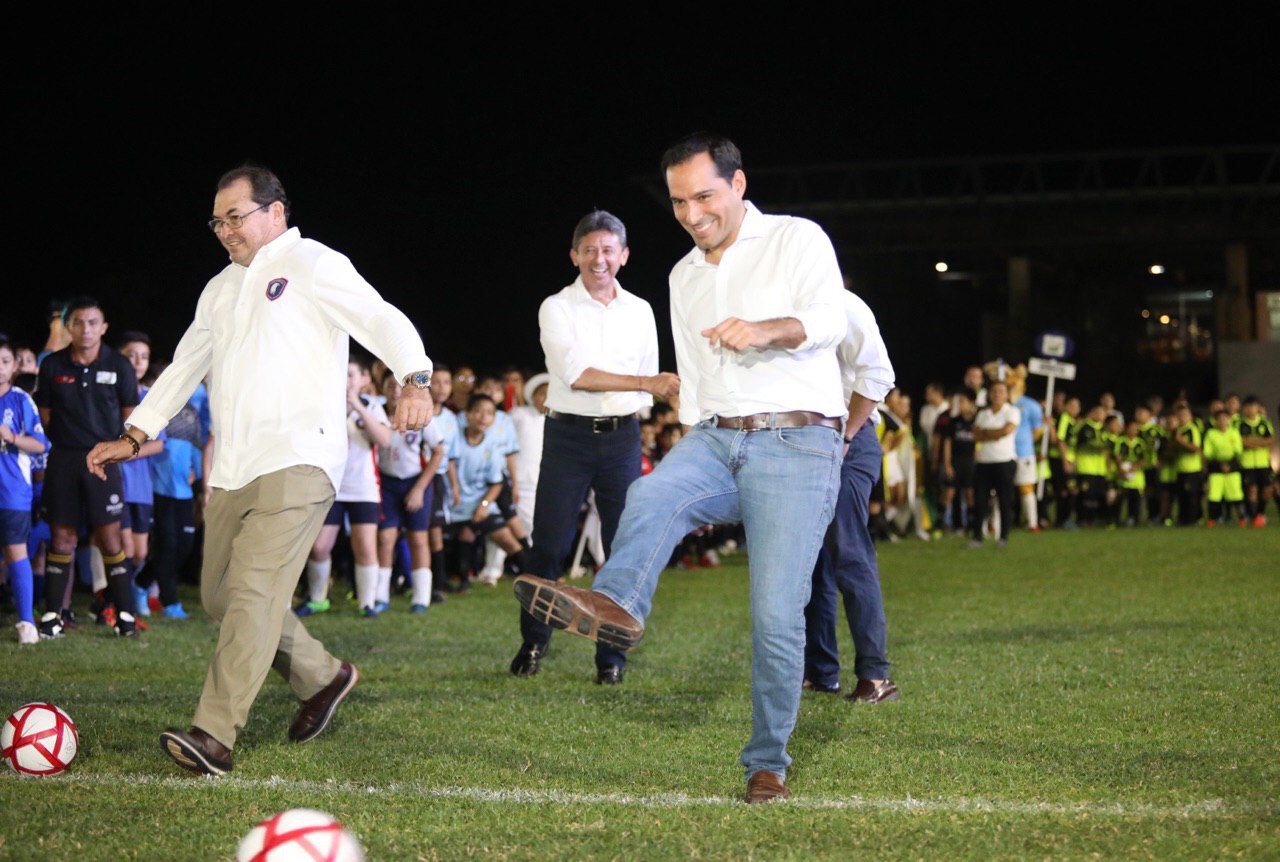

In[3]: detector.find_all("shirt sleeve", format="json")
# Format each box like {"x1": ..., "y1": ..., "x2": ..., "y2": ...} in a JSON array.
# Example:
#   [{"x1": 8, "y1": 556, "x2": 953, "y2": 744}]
[
  {"x1": 127, "y1": 286, "x2": 217, "y2": 438},
  {"x1": 784, "y1": 221, "x2": 848, "y2": 353},
  {"x1": 539, "y1": 294, "x2": 589, "y2": 388},
  {"x1": 21, "y1": 392, "x2": 49, "y2": 452},
  {"x1": 312, "y1": 250, "x2": 432, "y2": 383},
  {"x1": 838, "y1": 291, "x2": 895, "y2": 404},
  {"x1": 670, "y1": 276, "x2": 703, "y2": 427}
]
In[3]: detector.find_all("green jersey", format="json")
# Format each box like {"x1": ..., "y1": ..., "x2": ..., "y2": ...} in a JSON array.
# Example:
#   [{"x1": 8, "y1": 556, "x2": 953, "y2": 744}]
[{"x1": 1237, "y1": 415, "x2": 1275, "y2": 470}]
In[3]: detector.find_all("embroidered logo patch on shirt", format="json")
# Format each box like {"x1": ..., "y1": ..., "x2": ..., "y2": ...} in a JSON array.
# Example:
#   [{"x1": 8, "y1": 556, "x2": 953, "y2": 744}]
[{"x1": 266, "y1": 277, "x2": 288, "y2": 301}]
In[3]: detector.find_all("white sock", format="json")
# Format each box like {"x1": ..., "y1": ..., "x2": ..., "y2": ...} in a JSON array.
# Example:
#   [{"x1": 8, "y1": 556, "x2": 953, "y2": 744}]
[
  {"x1": 484, "y1": 540, "x2": 504, "y2": 573},
  {"x1": 355, "y1": 564, "x2": 379, "y2": 610},
  {"x1": 90, "y1": 546, "x2": 107, "y2": 593},
  {"x1": 306, "y1": 559, "x2": 331, "y2": 604},
  {"x1": 411, "y1": 568, "x2": 433, "y2": 607},
  {"x1": 377, "y1": 566, "x2": 392, "y2": 604},
  {"x1": 1021, "y1": 492, "x2": 1038, "y2": 528}
]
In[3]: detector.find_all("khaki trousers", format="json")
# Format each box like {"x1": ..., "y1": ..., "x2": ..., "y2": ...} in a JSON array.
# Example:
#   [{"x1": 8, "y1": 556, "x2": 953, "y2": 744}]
[{"x1": 192, "y1": 466, "x2": 339, "y2": 748}]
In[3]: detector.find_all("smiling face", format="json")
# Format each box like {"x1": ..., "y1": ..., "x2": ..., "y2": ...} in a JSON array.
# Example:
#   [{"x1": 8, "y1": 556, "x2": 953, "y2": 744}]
[
  {"x1": 211, "y1": 178, "x2": 286, "y2": 266},
  {"x1": 665, "y1": 152, "x2": 747, "y2": 265},
  {"x1": 570, "y1": 229, "x2": 630, "y2": 294}
]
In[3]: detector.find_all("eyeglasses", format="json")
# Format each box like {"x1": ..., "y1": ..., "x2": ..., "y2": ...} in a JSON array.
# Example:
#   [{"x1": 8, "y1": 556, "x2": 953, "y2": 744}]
[{"x1": 208, "y1": 202, "x2": 272, "y2": 233}]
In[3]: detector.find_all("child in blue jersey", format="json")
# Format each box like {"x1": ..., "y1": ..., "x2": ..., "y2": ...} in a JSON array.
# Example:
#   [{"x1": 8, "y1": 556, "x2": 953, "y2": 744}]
[
  {"x1": 0, "y1": 341, "x2": 51, "y2": 644},
  {"x1": 143, "y1": 403, "x2": 203, "y2": 618},
  {"x1": 117, "y1": 334, "x2": 164, "y2": 615},
  {"x1": 446, "y1": 394, "x2": 528, "y2": 587}
]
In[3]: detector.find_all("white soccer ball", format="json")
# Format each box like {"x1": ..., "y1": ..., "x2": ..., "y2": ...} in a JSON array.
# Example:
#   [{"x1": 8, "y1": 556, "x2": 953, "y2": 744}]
[
  {"x1": 236, "y1": 808, "x2": 365, "y2": 862},
  {"x1": 1, "y1": 702, "x2": 79, "y2": 776}
]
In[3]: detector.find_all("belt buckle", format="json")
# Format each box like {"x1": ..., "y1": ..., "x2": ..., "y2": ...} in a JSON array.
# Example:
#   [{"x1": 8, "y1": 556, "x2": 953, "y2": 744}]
[{"x1": 592, "y1": 416, "x2": 614, "y2": 433}]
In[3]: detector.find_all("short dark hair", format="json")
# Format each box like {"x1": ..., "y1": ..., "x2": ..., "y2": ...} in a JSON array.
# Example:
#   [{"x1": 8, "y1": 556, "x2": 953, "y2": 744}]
[
  {"x1": 1243, "y1": 395, "x2": 1261, "y2": 407},
  {"x1": 217, "y1": 164, "x2": 291, "y2": 221},
  {"x1": 660, "y1": 132, "x2": 742, "y2": 181},
  {"x1": 65, "y1": 296, "x2": 103, "y2": 320},
  {"x1": 571, "y1": 210, "x2": 627, "y2": 250},
  {"x1": 957, "y1": 387, "x2": 977, "y2": 403},
  {"x1": 117, "y1": 331, "x2": 150, "y2": 349},
  {"x1": 348, "y1": 348, "x2": 374, "y2": 375},
  {"x1": 466, "y1": 393, "x2": 496, "y2": 412}
]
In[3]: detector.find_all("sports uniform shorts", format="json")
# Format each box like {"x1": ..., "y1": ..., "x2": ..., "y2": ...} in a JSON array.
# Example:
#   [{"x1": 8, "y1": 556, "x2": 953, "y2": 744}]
[
  {"x1": 0, "y1": 508, "x2": 32, "y2": 545},
  {"x1": 323, "y1": 500, "x2": 380, "y2": 527},
  {"x1": 120, "y1": 502, "x2": 153, "y2": 534},
  {"x1": 1243, "y1": 467, "x2": 1273, "y2": 490},
  {"x1": 1014, "y1": 455, "x2": 1038, "y2": 486},
  {"x1": 42, "y1": 447, "x2": 124, "y2": 528},
  {"x1": 379, "y1": 473, "x2": 432, "y2": 532},
  {"x1": 946, "y1": 457, "x2": 975, "y2": 490}
]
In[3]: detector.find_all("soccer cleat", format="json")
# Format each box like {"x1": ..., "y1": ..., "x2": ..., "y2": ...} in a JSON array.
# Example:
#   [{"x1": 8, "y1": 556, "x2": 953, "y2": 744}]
[
  {"x1": 114, "y1": 611, "x2": 138, "y2": 637},
  {"x1": 133, "y1": 585, "x2": 151, "y2": 617},
  {"x1": 38, "y1": 612, "x2": 65, "y2": 639},
  {"x1": 162, "y1": 603, "x2": 189, "y2": 619},
  {"x1": 293, "y1": 599, "x2": 330, "y2": 617},
  {"x1": 1205, "y1": 520, "x2": 1216, "y2": 528},
  {"x1": 1254, "y1": 514, "x2": 1268, "y2": 528},
  {"x1": 1238, "y1": 518, "x2": 1248, "y2": 528},
  {"x1": 16, "y1": 621, "x2": 39, "y2": 645},
  {"x1": 374, "y1": 601, "x2": 391, "y2": 613},
  {"x1": 409, "y1": 603, "x2": 429, "y2": 614},
  {"x1": 359, "y1": 606, "x2": 380, "y2": 619}
]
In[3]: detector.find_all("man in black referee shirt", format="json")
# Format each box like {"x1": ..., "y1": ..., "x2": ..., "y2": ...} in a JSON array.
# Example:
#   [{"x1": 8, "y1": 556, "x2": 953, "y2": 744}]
[{"x1": 35, "y1": 297, "x2": 149, "y2": 637}]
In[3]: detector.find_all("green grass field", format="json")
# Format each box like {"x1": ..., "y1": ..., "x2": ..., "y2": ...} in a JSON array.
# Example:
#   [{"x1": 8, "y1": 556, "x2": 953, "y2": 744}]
[{"x1": 2, "y1": 526, "x2": 1278, "y2": 860}]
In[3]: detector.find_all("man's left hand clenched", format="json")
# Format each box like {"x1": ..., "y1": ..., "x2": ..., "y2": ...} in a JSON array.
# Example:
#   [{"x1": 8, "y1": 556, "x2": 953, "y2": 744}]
[{"x1": 394, "y1": 387, "x2": 434, "y2": 432}]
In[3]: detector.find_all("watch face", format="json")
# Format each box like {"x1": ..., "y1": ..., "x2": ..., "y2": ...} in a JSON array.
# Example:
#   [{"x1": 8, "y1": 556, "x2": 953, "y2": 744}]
[{"x1": 406, "y1": 371, "x2": 431, "y2": 388}]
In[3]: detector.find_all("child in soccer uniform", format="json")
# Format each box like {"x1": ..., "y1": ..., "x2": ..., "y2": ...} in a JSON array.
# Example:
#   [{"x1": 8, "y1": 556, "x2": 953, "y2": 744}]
[
  {"x1": 117, "y1": 334, "x2": 160, "y2": 617},
  {"x1": 446, "y1": 394, "x2": 528, "y2": 586},
  {"x1": 1171, "y1": 405, "x2": 1204, "y2": 525},
  {"x1": 0, "y1": 341, "x2": 51, "y2": 644},
  {"x1": 143, "y1": 403, "x2": 202, "y2": 619},
  {"x1": 1202, "y1": 409, "x2": 1244, "y2": 527},
  {"x1": 1237, "y1": 396, "x2": 1274, "y2": 526},
  {"x1": 1113, "y1": 419, "x2": 1148, "y2": 526},
  {"x1": 377, "y1": 374, "x2": 446, "y2": 614},
  {"x1": 942, "y1": 388, "x2": 978, "y2": 533},
  {"x1": 300, "y1": 354, "x2": 391, "y2": 618}
]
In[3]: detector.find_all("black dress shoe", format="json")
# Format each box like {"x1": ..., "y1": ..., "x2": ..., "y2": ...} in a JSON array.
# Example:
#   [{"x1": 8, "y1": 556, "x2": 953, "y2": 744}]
[
  {"x1": 803, "y1": 679, "x2": 841, "y2": 694},
  {"x1": 160, "y1": 726, "x2": 233, "y2": 776},
  {"x1": 595, "y1": 664, "x2": 624, "y2": 685},
  {"x1": 510, "y1": 642, "x2": 545, "y2": 677}
]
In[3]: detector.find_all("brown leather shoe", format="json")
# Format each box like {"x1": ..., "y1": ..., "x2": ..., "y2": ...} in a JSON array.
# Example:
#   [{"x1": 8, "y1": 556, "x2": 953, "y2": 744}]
[
  {"x1": 289, "y1": 661, "x2": 359, "y2": 743},
  {"x1": 848, "y1": 678, "x2": 900, "y2": 704},
  {"x1": 745, "y1": 770, "x2": 789, "y2": 803},
  {"x1": 159, "y1": 726, "x2": 233, "y2": 776},
  {"x1": 513, "y1": 575, "x2": 643, "y2": 650}
]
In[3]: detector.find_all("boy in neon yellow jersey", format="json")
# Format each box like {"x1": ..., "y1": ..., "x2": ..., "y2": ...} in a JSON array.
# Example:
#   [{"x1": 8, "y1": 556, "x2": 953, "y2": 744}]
[
  {"x1": 1172, "y1": 404, "x2": 1204, "y2": 525},
  {"x1": 1203, "y1": 409, "x2": 1244, "y2": 527},
  {"x1": 1237, "y1": 396, "x2": 1275, "y2": 526}
]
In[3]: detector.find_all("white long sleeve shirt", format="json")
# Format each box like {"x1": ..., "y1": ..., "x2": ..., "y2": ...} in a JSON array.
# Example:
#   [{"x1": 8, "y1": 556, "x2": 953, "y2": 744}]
[
  {"x1": 670, "y1": 202, "x2": 848, "y2": 426},
  {"x1": 539, "y1": 277, "x2": 658, "y2": 417},
  {"x1": 128, "y1": 228, "x2": 431, "y2": 492},
  {"x1": 837, "y1": 290, "x2": 896, "y2": 409}
]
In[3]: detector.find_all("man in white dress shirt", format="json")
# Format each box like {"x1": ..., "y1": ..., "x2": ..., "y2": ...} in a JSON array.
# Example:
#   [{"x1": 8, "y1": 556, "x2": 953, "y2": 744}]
[
  {"x1": 86, "y1": 165, "x2": 434, "y2": 776},
  {"x1": 511, "y1": 211, "x2": 680, "y2": 684},
  {"x1": 516, "y1": 135, "x2": 846, "y2": 802}
]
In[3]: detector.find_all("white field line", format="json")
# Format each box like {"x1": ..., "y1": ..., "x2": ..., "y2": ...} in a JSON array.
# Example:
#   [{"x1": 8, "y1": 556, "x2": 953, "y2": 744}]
[{"x1": 12, "y1": 772, "x2": 1273, "y2": 819}]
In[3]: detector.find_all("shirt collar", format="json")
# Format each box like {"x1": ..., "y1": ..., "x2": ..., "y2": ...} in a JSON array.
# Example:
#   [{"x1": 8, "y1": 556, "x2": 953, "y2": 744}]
[
  {"x1": 242, "y1": 226, "x2": 302, "y2": 267},
  {"x1": 688, "y1": 200, "x2": 764, "y2": 265},
  {"x1": 571, "y1": 275, "x2": 633, "y2": 307}
]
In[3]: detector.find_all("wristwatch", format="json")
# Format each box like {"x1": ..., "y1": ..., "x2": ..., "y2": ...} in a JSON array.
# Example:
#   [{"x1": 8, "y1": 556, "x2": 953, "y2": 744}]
[{"x1": 402, "y1": 370, "x2": 431, "y2": 390}]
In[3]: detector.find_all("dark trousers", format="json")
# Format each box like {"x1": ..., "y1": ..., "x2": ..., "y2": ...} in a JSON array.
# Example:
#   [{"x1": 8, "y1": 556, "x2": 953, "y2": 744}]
[
  {"x1": 804, "y1": 421, "x2": 890, "y2": 686},
  {"x1": 1177, "y1": 473, "x2": 1203, "y2": 525},
  {"x1": 523, "y1": 415, "x2": 640, "y2": 669},
  {"x1": 973, "y1": 460, "x2": 1016, "y2": 541},
  {"x1": 143, "y1": 495, "x2": 196, "y2": 606}
]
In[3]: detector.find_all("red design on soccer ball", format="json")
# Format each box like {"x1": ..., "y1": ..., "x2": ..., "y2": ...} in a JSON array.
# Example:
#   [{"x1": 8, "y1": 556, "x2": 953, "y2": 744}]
[
  {"x1": 1, "y1": 703, "x2": 79, "y2": 776},
  {"x1": 249, "y1": 812, "x2": 347, "y2": 862}
]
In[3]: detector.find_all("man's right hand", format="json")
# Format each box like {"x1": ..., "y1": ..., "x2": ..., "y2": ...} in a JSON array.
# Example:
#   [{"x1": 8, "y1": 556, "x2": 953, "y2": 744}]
[{"x1": 643, "y1": 373, "x2": 681, "y2": 400}]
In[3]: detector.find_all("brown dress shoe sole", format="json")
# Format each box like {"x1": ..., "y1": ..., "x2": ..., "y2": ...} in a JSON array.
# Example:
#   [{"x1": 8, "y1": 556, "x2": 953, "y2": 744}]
[
  {"x1": 513, "y1": 578, "x2": 641, "y2": 651},
  {"x1": 159, "y1": 729, "x2": 231, "y2": 776}
]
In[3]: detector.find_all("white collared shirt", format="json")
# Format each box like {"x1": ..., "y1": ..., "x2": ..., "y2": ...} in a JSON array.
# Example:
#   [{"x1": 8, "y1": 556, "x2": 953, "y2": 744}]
[
  {"x1": 670, "y1": 202, "x2": 848, "y2": 426},
  {"x1": 837, "y1": 290, "x2": 896, "y2": 415},
  {"x1": 539, "y1": 277, "x2": 658, "y2": 417},
  {"x1": 974, "y1": 403, "x2": 1021, "y2": 463},
  {"x1": 128, "y1": 227, "x2": 432, "y2": 492}
]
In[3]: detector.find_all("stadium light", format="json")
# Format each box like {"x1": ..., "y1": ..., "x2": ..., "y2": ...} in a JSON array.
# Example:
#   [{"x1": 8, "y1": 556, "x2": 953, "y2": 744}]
[
  {"x1": 1149, "y1": 264, "x2": 1165, "y2": 275},
  {"x1": 935, "y1": 261, "x2": 949, "y2": 273}
]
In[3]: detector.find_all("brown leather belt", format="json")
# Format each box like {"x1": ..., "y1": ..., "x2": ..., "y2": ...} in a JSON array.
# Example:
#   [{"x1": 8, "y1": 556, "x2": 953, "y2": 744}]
[{"x1": 714, "y1": 411, "x2": 842, "y2": 431}]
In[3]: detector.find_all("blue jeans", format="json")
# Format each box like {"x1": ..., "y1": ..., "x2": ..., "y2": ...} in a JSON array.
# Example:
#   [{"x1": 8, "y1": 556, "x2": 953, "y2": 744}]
[
  {"x1": 591, "y1": 420, "x2": 842, "y2": 779},
  {"x1": 525, "y1": 416, "x2": 639, "y2": 669},
  {"x1": 804, "y1": 421, "x2": 890, "y2": 686}
]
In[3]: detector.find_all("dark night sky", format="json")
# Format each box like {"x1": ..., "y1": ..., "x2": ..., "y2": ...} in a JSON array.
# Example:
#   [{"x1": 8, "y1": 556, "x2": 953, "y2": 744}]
[{"x1": 8, "y1": 15, "x2": 1275, "y2": 391}]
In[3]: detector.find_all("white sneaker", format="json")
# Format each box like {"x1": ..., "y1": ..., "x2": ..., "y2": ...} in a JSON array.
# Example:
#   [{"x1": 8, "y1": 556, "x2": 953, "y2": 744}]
[
  {"x1": 477, "y1": 567, "x2": 502, "y2": 586},
  {"x1": 16, "y1": 621, "x2": 39, "y2": 645}
]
